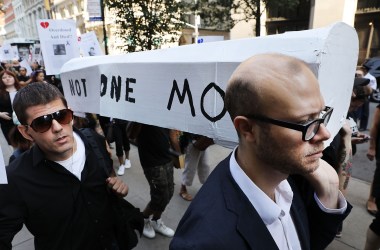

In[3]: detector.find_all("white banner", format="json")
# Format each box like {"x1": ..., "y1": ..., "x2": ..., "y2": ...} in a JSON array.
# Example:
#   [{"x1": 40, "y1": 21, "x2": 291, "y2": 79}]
[
  {"x1": 36, "y1": 19, "x2": 80, "y2": 75},
  {"x1": 60, "y1": 22, "x2": 358, "y2": 148},
  {"x1": 79, "y1": 31, "x2": 104, "y2": 57}
]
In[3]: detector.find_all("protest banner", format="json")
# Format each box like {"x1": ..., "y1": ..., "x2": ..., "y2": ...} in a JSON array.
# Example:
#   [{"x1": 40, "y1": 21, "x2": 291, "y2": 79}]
[
  {"x1": 0, "y1": 146, "x2": 7, "y2": 184},
  {"x1": 60, "y1": 22, "x2": 358, "y2": 148},
  {"x1": 11, "y1": 46, "x2": 19, "y2": 60},
  {"x1": 31, "y1": 44, "x2": 42, "y2": 64},
  {"x1": 0, "y1": 44, "x2": 15, "y2": 61},
  {"x1": 36, "y1": 19, "x2": 80, "y2": 75},
  {"x1": 79, "y1": 31, "x2": 104, "y2": 57}
]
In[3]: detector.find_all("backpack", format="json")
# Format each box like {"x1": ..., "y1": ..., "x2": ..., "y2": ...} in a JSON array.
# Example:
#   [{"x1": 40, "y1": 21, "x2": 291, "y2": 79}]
[{"x1": 80, "y1": 128, "x2": 144, "y2": 250}]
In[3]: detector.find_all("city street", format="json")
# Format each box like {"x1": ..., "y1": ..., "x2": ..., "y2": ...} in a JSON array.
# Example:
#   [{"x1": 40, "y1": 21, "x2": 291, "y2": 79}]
[{"x1": 5, "y1": 102, "x2": 380, "y2": 250}]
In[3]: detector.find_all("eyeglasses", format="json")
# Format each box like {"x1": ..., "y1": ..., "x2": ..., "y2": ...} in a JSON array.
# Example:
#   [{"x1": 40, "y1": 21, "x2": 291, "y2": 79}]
[
  {"x1": 246, "y1": 106, "x2": 333, "y2": 141},
  {"x1": 25, "y1": 108, "x2": 73, "y2": 133}
]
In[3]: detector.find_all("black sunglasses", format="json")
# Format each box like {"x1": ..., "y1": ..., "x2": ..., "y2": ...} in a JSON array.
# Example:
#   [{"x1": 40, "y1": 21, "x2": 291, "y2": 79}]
[
  {"x1": 25, "y1": 108, "x2": 73, "y2": 133},
  {"x1": 246, "y1": 106, "x2": 333, "y2": 141}
]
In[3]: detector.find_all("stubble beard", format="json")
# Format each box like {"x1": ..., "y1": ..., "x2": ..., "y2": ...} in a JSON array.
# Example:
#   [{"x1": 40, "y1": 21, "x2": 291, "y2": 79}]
[{"x1": 255, "y1": 132, "x2": 322, "y2": 176}]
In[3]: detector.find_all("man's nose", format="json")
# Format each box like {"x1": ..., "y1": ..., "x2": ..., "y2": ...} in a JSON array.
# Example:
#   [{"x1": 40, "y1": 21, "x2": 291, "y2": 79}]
[{"x1": 311, "y1": 123, "x2": 330, "y2": 143}]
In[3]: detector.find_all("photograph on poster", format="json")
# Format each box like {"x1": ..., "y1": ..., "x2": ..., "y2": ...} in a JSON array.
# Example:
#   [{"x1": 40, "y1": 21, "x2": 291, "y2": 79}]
[
  {"x1": 36, "y1": 19, "x2": 80, "y2": 74},
  {"x1": 53, "y1": 44, "x2": 66, "y2": 55},
  {"x1": 88, "y1": 47, "x2": 96, "y2": 56}
]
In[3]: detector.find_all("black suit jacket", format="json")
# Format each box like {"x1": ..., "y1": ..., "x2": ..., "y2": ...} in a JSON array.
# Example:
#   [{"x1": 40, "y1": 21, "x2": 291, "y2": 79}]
[{"x1": 170, "y1": 155, "x2": 352, "y2": 250}]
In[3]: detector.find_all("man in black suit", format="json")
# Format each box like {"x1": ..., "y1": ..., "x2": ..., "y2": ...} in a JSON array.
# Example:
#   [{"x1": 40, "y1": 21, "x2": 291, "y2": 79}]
[{"x1": 170, "y1": 53, "x2": 352, "y2": 250}]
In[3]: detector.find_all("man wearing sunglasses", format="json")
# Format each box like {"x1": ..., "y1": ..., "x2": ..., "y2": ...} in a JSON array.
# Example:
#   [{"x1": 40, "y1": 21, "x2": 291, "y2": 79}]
[
  {"x1": 0, "y1": 83, "x2": 129, "y2": 249},
  {"x1": 171, "y1": 53, "x2": 352, "y2": 250}
]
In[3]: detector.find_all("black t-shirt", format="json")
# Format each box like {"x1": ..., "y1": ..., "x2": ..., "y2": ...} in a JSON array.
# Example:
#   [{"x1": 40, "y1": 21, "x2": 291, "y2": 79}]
[
  {"x1": 137, "y1": 125, "x2": 172, "y2": 168},
  {"x1": 17, "y1": 75, "x2": 30, "y2": 82}
]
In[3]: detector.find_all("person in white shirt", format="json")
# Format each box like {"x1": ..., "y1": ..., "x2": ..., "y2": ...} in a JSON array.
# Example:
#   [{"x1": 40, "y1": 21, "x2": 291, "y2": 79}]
[
  {"x1": 357, "y1": 65, "x2": 377, "y2": 131},
  {"x1": 170, "y1": 53, "x2": 351, "y2": 250}
]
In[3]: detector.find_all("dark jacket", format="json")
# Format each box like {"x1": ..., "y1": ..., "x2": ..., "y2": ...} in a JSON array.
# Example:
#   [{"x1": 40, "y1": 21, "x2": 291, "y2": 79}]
[
  {"x1": 170, "y1": 155, "x2": 352, "y2": 250},
  {"x1": 0, "y1": 129, "x2": 116, "y2": 250}
]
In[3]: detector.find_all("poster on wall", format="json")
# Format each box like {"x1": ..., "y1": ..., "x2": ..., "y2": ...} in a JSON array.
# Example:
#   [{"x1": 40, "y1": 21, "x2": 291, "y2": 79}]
[
  {"x1": 79, "y1": 31, "x2": 103, "y2": 57},
  {"x1": 36, "y1": 19, "x2": 80, "y2": 75}
]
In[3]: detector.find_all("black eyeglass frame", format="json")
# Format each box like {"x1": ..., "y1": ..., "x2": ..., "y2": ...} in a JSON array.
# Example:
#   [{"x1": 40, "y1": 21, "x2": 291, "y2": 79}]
[
  {"x1": 24, "y1": 108, "x2": 73, "y2": 133},
  {"x1": 245, "y1": 106, "x2": 333, "y2": 141}
]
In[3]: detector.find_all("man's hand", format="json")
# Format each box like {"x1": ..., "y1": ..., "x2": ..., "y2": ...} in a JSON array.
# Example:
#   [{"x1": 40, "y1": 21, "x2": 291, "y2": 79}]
[
  {"x1": 352, "y1": 133, "x2": 370, "y2": 144},
  {"x1": 304, "y1": 159, "x2": 340, "y2": 209},
  {"x1": 0, "y1": 112, "x2": 11, "y2": 120},
  {"x1": 367, "y1": 147, "x2": 376, "y2": 161},
  {"x1": 106, "y1": 177, "x2": 129, "y2": 197}
]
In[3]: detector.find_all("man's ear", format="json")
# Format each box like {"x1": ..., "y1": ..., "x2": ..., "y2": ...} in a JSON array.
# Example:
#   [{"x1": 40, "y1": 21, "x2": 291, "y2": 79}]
[
  {"x1": 233, "y1": 116, "x2": 255, "y2": 142},
  {"x1": 17, "y1": 125, "x2": 34, "y2": 142}
]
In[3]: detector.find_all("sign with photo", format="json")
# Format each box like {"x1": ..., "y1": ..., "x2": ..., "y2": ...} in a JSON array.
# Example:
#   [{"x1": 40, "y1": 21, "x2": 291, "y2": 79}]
[
  {"x1": 0, "y1": 44, "x2": 15, "y2": 61},
  {"x1": 79, "y1": 31, "x2": 103, "y2": 57},
  {"x1": 31, "y1": 44, "x2": 42, "y2": 64},
  {"x1": 36, "y1": 19, "x2": 80, "y2": 75}
]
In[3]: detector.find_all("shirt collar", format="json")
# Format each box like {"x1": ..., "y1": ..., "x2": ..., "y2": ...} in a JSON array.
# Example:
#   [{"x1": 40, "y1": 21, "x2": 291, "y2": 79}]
[{"x1": 229, "y1": 146, "x2": 293, "y2": 225}]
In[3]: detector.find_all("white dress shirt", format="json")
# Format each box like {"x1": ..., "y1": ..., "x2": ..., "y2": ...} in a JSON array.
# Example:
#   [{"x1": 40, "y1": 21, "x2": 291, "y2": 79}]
[{"x1": 229, "y1": 147, "x2": 347, "y2": 250}]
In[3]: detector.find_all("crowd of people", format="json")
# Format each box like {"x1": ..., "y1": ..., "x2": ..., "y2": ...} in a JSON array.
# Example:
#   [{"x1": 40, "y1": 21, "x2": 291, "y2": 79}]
[{"x1": 0, "y1": 52, "x2": 380, "y2": 250}]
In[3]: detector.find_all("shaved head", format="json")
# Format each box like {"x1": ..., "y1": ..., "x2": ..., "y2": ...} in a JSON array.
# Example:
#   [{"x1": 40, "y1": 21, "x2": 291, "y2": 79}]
[
  {"x1": 225, "y1": 53, "x2": 320, "y2": 121},
  {"x1": 224, "y1": 53, "x2": 328, "y2": 176}
]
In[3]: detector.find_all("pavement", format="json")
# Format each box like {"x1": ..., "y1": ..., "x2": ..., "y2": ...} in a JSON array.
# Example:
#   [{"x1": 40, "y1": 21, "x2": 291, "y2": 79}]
[{"x1": 5, "y1": 102, "x2": 380, "y2": 249}]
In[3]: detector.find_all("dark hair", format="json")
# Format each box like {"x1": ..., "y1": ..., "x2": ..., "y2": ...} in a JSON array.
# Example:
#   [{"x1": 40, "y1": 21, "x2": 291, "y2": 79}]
[
  {"x1": 13, "y1": 82, "x2": 67, "y2": 125},
  {"x1": 8, "y1": 126, "x2": 33, "y2": 151},
  {"x1": 73, "y1": 113, "x2": 97, "y2": 130},
  {"x1": 0, "y1": 70, "x2": 21, "y2": 92},
  {"x1": 31, "y1": 70, "x2": 45, "y2": 83},
  {"x1": 224, "y1": 78, "x2": 261, "y2": 121}
]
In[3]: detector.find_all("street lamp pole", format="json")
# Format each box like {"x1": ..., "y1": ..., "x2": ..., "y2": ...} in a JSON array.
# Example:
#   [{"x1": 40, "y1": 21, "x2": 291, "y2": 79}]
[
  {"x1": 366, "y1": 22, "x2": 375, "y2": 59},
  {"x1": 100, "y1": 0, "x2": 108, "y2": 55}
]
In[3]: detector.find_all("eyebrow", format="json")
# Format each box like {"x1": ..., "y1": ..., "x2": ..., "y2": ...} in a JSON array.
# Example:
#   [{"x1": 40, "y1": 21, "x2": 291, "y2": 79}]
[{"x1": 292, "y1": 107, "x2": 326, "y2": 121}]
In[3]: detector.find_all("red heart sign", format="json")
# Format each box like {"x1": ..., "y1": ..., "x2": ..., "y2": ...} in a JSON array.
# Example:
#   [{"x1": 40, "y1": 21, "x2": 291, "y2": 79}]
[{"x1": 40, "y1": 22, "x2": 49, "y2": 29}]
